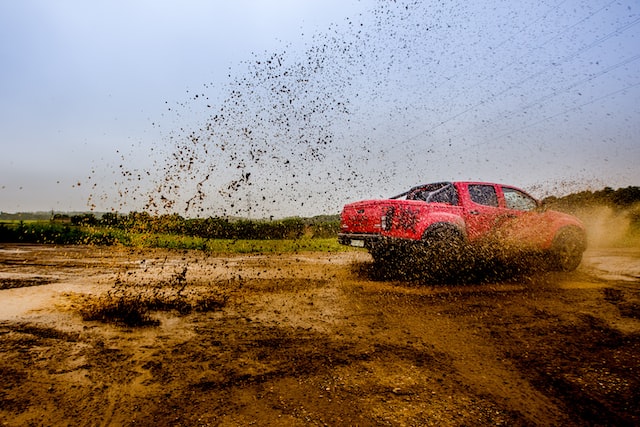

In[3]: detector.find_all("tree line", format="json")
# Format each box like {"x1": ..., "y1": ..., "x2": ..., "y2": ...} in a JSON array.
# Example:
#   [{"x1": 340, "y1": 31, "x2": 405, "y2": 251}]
[
  {"x1": 543, "y1": 186, "x2": 640, "y2": 227},
  {"x1": 543, "y1": 186, "x2": 640, "y2": 211},
  {"x1": 56, "y1": 212, "x2": 340, "y2": 240}
]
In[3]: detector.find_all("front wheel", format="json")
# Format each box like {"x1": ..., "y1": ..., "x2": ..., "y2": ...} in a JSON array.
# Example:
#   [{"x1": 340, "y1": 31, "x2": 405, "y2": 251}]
[{"x1": 548, "y1": 227, "x2": 586, "y2": 272}]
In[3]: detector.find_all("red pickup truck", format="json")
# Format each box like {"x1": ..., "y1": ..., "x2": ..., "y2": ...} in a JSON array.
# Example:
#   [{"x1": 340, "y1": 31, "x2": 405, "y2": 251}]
[{"x1": 338, "y1": 181, "x2": 587, "y2": 272}]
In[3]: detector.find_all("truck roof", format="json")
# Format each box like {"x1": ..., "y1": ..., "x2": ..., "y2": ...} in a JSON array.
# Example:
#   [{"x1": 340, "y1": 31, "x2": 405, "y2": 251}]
[{"x1": 391, "y1": 181, "x2": 529, "y2": 199}]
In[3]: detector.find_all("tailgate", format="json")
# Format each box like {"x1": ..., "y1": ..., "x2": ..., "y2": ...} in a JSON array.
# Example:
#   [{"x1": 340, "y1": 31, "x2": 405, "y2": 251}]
[{"x1": 340, "y1": 200, "x2": 388, "y2": 234}]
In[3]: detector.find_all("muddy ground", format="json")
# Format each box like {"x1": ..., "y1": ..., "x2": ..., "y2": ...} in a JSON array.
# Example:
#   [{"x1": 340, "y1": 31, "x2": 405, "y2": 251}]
[{"x1": 1, "y1": 244, "x2": 639, "y2": 426}]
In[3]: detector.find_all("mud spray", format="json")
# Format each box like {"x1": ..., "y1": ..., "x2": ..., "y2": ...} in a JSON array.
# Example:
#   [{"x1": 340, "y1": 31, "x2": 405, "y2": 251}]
[{"x1": 88, "y1": 0, "x2": 625, "y2": 219}]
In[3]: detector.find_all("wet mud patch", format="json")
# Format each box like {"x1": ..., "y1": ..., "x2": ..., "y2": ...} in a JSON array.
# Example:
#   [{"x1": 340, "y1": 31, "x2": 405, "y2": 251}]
[
  {"x1": 0, "y1": 366, "x2": 28, "y2": 413},
  {"x1": 226, "y1": 277, "x2": 330, "y2": 293},
  {"x1": 0, "y1": 276, "x2": 56, "y2": 290},
  {"x1": 518, "y1": 320, "x2": 640, "y2": 426},
  {"x1": 0, "y1": 321, "x2": 86, "y2": 418},
  {"x1": 603, "y1": 287, "x2": 640, "y2": 320},
  {"x1": 123, "y1": 318, "x2": 524, "y2": 426},
  {"x1": 459, "y1": 294, "x2": 640, "y2": 426},
  {"x1": 3, "y1": 323, "x2": 80, "y2": 342}
]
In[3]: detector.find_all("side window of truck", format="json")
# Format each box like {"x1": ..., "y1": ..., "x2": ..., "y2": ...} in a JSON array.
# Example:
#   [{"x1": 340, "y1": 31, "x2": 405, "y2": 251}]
[
  {"x1": 468, "y1": 184, "x2": 498, "y2": 207},
  {"x1": 503, "y1": 187, "x2": 537, "y2": 211},
  {"x1": 430, "y1": 185, "x2": 459, "y2": 205}
]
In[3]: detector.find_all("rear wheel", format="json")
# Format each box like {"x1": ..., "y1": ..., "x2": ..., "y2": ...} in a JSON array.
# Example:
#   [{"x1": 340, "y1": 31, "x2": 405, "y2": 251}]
[
  {"x1": 369, "y1": 243, "x2": 399, "y2": 265},
  {"x1": 549, "y1": 227, "x2": 586, "y2": 272},
  {"x1": 368, "y1": 226, "x2": 466, "y2": 280},
  {"x1": 368, "y1": 241, "x2": 417, "y2": 279},
  {"x1": 423, "y1": 225, "x2": 464, "y2": 255},
  {"x1": 420, "y1": 225, "x2": 466, "y2": 274}
]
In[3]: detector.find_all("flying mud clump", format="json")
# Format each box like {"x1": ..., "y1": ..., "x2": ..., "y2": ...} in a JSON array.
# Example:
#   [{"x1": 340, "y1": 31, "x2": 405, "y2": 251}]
[{"x1": 152, "y1": 49, "x2": 351, "y2": 217}]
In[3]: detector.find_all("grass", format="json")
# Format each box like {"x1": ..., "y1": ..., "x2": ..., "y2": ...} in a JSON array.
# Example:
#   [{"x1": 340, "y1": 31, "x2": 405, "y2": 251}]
[
  {"x1": 1, "y1": 221, "x2": 349, "y2": 253},
  {"x1": 125, "y1": 233, "x2": 348, "y2": 253}
]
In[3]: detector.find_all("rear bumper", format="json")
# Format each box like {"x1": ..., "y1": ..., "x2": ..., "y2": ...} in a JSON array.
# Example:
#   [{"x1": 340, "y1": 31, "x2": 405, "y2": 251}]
[{"x1": 338, "y1": 233, "x2": 382, "y2": 248}]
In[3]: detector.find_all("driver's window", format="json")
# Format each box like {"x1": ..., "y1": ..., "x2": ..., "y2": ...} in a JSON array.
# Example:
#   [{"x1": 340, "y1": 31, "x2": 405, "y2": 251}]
[{"x1": 503, "y1": 187, "x2": 537, "y2": 211}]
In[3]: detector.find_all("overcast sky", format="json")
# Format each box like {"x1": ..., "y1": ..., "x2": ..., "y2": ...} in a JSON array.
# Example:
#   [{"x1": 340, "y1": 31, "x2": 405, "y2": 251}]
[{"x1": 1, "y1": 0, "x2": 638, "y2": 217}]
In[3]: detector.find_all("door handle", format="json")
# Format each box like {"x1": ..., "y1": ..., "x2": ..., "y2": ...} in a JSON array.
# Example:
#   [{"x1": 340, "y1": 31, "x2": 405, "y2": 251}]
[{"x1": 469, "y1": 210, "x2": 480, "y2": 215}]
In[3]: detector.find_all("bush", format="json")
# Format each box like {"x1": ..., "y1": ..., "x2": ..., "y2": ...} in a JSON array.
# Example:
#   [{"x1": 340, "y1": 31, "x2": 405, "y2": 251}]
[{"x1": 0, "y1": 222, "x2": 124, "y2": 245}]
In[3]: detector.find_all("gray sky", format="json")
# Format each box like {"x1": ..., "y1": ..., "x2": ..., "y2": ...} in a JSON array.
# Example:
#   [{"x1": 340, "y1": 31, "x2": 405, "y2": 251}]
[{"x1": 1, "y1": 0, "x2": 638, "y2": 217}]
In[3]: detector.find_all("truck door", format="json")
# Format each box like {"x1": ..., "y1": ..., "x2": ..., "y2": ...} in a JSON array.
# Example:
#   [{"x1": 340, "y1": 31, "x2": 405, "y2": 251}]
[
  {"x1": 462, "y1": 183, "x2": 504, "y2": 241},
  {"x1": 497, "y1": 185, "x2": 548, "y2": 248}
]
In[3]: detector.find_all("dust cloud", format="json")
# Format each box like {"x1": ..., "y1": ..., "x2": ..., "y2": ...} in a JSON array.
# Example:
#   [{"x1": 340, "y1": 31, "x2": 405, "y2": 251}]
[{"x1": 577, "y1": 205, "x2": 639, "y2": 248}]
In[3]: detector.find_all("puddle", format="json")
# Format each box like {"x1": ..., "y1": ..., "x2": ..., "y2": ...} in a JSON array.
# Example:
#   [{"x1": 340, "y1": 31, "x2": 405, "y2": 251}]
[
  {"x1": 583, "y1": 249, "x2": 640, "y2": 283},
  {"x1": 0, "y1": 248, "x2": 32, "y2": 254},
  {"x1": 0, "y1": 284, "x2": 62, "y2": 320}
]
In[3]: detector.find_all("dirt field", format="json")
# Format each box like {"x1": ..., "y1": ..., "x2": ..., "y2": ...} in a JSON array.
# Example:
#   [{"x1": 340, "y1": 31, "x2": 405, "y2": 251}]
[{"x1": 1, "y1": 244, "x2": 639, "y2": 426}]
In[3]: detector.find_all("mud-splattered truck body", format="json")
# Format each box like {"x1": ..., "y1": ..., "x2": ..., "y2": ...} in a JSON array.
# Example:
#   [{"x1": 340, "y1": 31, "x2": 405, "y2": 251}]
[{"x1": 339, "y1": 181, "x2": 587, "y2": 271}]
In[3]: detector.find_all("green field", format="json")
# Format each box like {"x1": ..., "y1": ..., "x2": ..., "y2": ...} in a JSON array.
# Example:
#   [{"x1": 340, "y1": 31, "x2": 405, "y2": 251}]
[{"x1": 0, "y1": 220, "x2": 349, "y2": 253}]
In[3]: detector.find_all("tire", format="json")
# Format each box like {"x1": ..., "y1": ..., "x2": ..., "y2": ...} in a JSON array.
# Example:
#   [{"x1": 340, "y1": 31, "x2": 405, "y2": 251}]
[
  {"x1": 549, "y1": 227, "x2": 586, "y2": 272},
  {"x1": 368, "y1": 241, "x2": 416, "y2": 279},
  {"x1": 423, "y1": 225, "x2": 465, "y2": 256},
  {"x1": 369, "y1": 244, "x2": 395, "y2": 264},
  {"x1": 420, "y1": 225, "x2": 466, "y2": 273},
  {"x1": 368, "y1": 226, "x2": 466, "y2": 280}
]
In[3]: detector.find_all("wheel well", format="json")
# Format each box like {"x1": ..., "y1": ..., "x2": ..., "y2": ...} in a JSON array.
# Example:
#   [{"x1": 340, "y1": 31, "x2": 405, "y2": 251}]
[{"x1": 422, "y1": 222, "x2": 466, "y2": 242}]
